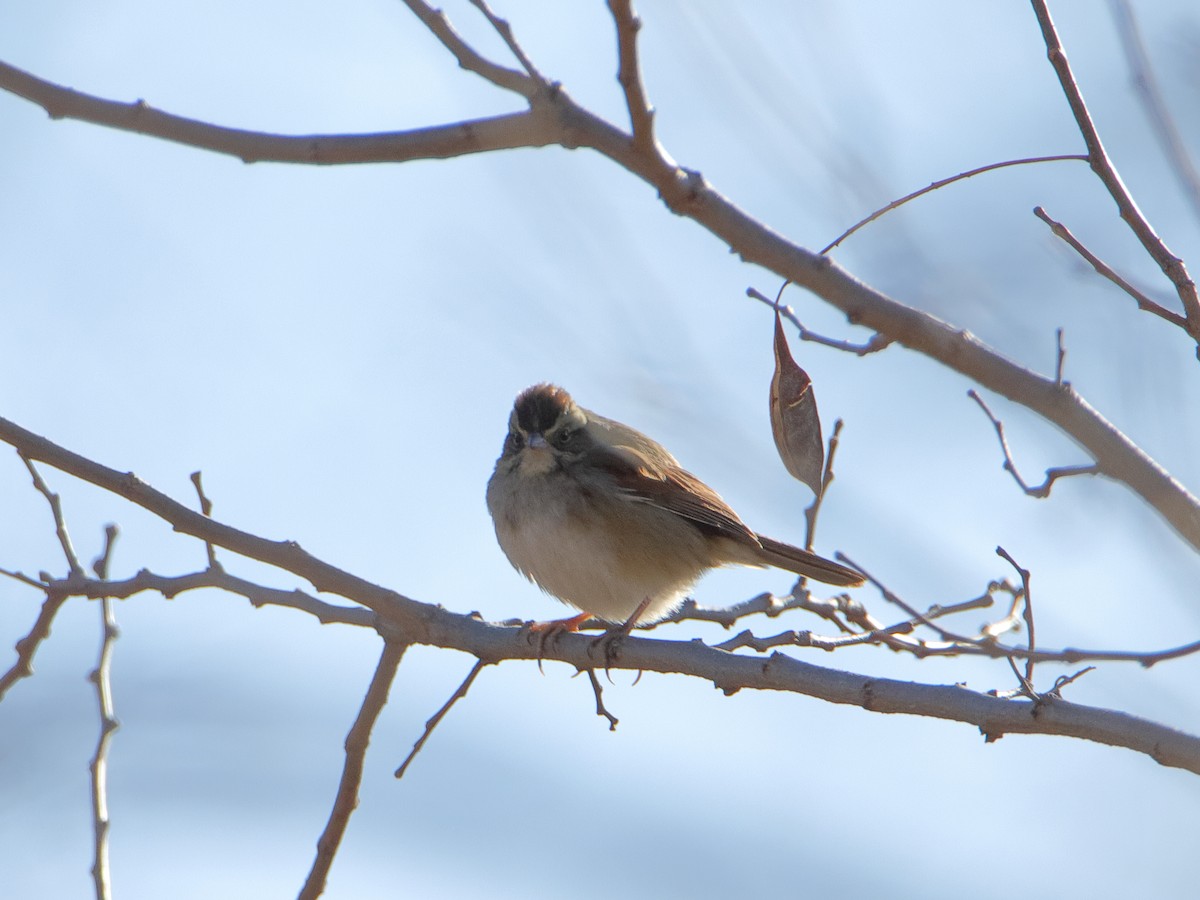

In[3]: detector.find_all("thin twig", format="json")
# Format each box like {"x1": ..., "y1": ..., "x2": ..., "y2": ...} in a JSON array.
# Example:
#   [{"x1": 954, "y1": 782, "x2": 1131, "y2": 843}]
[
  {"x1": 33, "y1": 567, "x2": 373, "y2": 628},
  {"x1": 467, "y1": 0, "x2": 546, "y2": 83},
  {"x1": 837, "y1": 554, "x2": 984, "y2": 650},
  {"x1": 21, "y1": 452, "x2": 84, "y2": 577},
  {"x1": 1108, "y1": 0, "x2": 1200, "y2": 225},
  {"x1": 982, "y1": 581, "x2": 1027, "y2": 642},
  {"x1": 86, "y1": 522, "x2": 121, "y2": 899},
  {"x1": 0, "y1": 590, "x2": 70, "y2": 700},
  {"x1": 1031, "y1": 0, "x2": 1200, "y2": 343},
  {"x1": 300, "y1": 640, "x2": 408, "y2": 900},
  {"x1": 92, "y1": 525, "x2": 119, "y2": 580},
  {"x1": 1005, "y1": 655, "x2": 1035, "y2": 699},
  {"x1": 189, "y1": 472, "x2": 213, "y2": 517},
  {"x1": 1054, "y1": 328, "x2": 1067, "y2": 385},
  {"x1": 748, "y1": 288, "x2": 892, "y2": 356},
  {"x1": 714, "y1": 592, "x2": 995, "y2": 654},
  {"x1": 586, "y1": 668, "x2": 619, "y2": 731},
  {"x1": 968, "y1": 389, "x2": 1101, "y2": 497},
  {"x1": 715, "y1": 570, "x2": 1200, "y2": 670},
  {"x1": 925, "y1": 592, "x2": 1002, "y2": 620},
  {"x1": 399, "y1": 0, "x2": 537, "y2": 98},
  {"x1": 608, "y1": 0, "x2": 656, "y2": 150},
  {"x1": 821, "y1": 154, "x2": 1087, "y2": 254},
  {"x1": 997, "y1": 546, "x2": 1037, "y2": 692},
  {"x1": 190, "y1": 471, "x2": 219, "y2": 569},
  {"x1": 0, "y1": 566, "x2": 48, "y2": 589},
  {"x1": 716, "y1": 617, "x2": 1200, "y2": 667},
  {"x1": 1051, "y1": 666, "x2": 1096, "y2": 695},
  {"x1": 395, "y1": 658, "x2": 489, "y2": 779},
  {"x1": 88, "y1": 592, "x2": 120, "y2": 900},
  {"x1": 804, "y1": 419, "x2": 844, "y2": 551},
  {"x1": 1034, "y1": 206, "x2": 1187, "y2": 328},
  {"x1": 656, "y1": 591, "x2": 857, "y2": 634}
]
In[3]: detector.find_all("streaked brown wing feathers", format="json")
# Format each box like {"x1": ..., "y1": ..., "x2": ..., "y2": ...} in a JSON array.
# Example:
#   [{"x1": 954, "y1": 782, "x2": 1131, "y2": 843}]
[{"x1": 592, "y1": 442, "x2": 759, "y2": 544}]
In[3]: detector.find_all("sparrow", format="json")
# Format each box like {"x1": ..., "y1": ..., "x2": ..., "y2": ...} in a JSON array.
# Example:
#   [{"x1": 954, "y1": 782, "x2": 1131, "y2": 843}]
[{"x1": 486, "y1": 384, "x2": 862, "y2": 632}]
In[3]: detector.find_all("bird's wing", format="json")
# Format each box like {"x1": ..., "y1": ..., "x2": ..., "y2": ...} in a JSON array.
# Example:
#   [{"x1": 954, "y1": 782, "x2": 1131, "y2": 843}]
[{"x1": 592, "y1": 440, "x2": 760, "y2": 545}]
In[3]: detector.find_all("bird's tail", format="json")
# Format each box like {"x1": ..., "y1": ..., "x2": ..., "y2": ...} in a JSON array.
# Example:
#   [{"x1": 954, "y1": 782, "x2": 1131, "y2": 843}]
[{"x1": 754, "y1": 534, "x2": 864, "y2": 587}]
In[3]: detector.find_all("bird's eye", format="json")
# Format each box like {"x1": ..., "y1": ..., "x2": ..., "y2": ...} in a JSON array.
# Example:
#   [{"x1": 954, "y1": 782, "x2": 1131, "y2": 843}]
[
  {"x1": 553, "y1": 428, "x2": 573, "y2": 448},
  {"x1": 507, "y1": 431, "x2": 525, "y2": 452}
]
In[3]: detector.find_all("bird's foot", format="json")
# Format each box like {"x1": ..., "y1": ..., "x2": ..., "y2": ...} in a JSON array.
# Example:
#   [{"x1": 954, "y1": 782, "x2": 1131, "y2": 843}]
[
  {"x1": 523, "y1": 612, "x2": 591, "y2": 673},
  {"x1": 587, "y1": 599, "x2": 650, "y2": 680}
]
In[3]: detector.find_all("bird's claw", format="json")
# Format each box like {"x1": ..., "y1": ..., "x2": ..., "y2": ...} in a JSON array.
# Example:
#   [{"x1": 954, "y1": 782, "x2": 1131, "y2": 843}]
[
  {"x1": 522, "y1": 612, "x2": 590, "y2": 674},
  {"x1": 587, "y1": 629, "x2": 627, "y2": 682},
  {"x1": 588, "y1": 598, "x2": 651, "y2": 681}
]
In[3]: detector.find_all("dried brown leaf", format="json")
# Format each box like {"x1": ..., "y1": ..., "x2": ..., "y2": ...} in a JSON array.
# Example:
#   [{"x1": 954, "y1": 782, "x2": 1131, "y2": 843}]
[{"x1": 770, "y1": 309, "x2": 824, "y2": 495}]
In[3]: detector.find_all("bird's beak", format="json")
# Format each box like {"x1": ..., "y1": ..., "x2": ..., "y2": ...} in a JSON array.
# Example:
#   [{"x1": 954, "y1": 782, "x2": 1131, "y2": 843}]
[{"x1": 516, "y1": 432, "x2": 555, "y2": 475}]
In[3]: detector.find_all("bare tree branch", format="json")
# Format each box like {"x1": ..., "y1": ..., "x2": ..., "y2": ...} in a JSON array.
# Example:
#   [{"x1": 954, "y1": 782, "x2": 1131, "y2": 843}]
[
  {"x1": 1034, "y1": 206, "x2": 1187, "y2": 327},
  {"x1": 585, "y1": 667, "x2": 620, "y2": 731},
  {"x1": 1055, "y1": 327, "x2": 1067, "y2": 385},
  {"x1": 656, "y1": 590, "x2": 856, "y2": 633},
  {"x1": 0, "y1": 2, "x2": 1198, "y2": 779},
  {"x1": 299, "y1": 640, "x2": 408, "y2": 900},
  {"x1": 713, "y1": 591, "x2": 996, "y2": 654},
  {"x1": 1031, "y1": 0, "x2": 1200, "y2": 344},
  {"x1": 55, "y1": 561, "x2": 1191, "y2": 675},
  {"x1": 395, "y1": 658, "x2": 489, "y2": 779},
  {"x1": 1, "y1": 415, "x2": 1198, "y2": 773},
  {"x1": 609, "y1": 0, "x2": 657, "y2": 152},
  {"x1": 88, "y1": 525, "x2": 120, "y2": 900},
  {"x1": 21, "y1": 453, "x2": 84, "y2": 578},
  {"x1": 0, "y1": 59, "x2": 551, "y2": 164},
  {"x1": 996, "y1": 546, "x2": 1037, "y2": 694},
  {"x1": 0, "y1": 589, "x2": 68, "y2": 701},
  {"x1": 747, "y1": 288, "x2": 893, "y2": 357},
  {"x1": 805, "y1": 419, "x2": 844, "y2": 551},
  {"x1": 64, "y1": 567, "x2": 373, "y2": 627},
  {"x1": 398, "y1": 0, "x2": 539, "y2": 97},
  {"x1": 467, "y1": 0, "x2": 547, "y2": 83},
  {"x1": 87, "y1": 595, "x2": 119, "y2": 900},
  {"x1": 189, "y1": 471, "x2": 219, "y2": 570},
  {"x1": 0, "y1": 567, "x2": 47, "y2": 589},
  {"x1": 821, "y1": 154, "x2": 1088, "y2": 254},
  {"x1": 969, "y1": 389, "x2": 1101, "y2": 498}
]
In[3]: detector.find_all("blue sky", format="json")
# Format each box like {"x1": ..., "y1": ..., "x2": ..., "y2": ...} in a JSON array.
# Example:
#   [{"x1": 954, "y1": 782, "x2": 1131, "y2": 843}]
[{"x1": 2, "y1": 2, "x2": 1200, "y2": 897}]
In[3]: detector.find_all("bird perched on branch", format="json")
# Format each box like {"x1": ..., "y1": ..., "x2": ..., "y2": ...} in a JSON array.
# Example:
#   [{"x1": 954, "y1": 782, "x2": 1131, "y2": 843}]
[{"x1": 486, "y1": 383, "x2": 862, "y2": 636}]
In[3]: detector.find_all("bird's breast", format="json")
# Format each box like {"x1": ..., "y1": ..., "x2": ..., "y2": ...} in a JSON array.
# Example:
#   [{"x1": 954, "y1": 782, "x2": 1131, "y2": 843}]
[{"x1": 486, "y1": 465, "x2": 712, "y2": 623}]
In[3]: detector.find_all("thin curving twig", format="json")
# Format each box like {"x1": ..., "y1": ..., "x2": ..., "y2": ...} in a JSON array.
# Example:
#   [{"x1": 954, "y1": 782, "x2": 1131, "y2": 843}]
[
  {"x1": 821, "y1": 154, "x2": 1087, "y2": 254},
  {"x1": 748, "y1": 288, "x2": 892, "y2": 356},
  {"x1": 997, "y1": 546, "x2": 1037, "y2": 694},
  {"x1": 968, "y1": 389, "x2": 1101, "y2": 498}
]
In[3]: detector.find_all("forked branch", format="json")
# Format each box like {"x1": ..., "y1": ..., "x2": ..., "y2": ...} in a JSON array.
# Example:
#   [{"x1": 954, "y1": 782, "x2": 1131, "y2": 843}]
[{"x1": 1031, "y1": 0, "x2": 1200, "y2": 343}]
